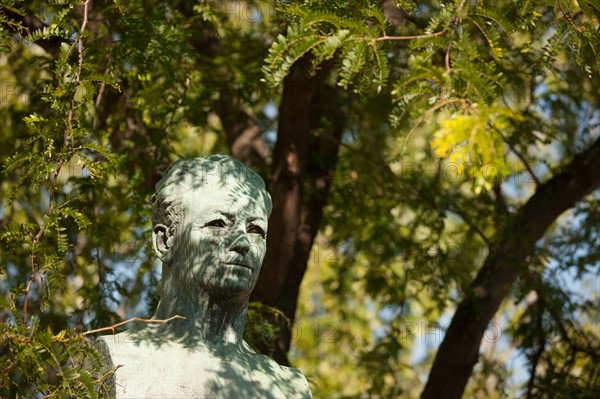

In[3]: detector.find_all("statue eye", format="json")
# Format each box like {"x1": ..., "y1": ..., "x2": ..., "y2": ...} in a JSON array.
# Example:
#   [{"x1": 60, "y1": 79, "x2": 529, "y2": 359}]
[
  {"x1": 247, "y1": 224, "x2": 266, "y2": 238},
  {"x1": 205, "y1": 219, "x2": 227, "y2": 228}
]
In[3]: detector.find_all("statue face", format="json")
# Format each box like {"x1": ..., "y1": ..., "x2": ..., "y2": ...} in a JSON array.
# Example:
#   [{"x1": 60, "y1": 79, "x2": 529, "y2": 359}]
[{"x1": 172, "y1": 177, "x2": 268, "y2": 297}]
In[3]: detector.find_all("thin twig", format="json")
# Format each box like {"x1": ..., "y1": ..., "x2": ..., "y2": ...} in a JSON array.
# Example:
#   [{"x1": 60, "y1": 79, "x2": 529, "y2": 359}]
[
  {"x1": 94, "y1": 364, "x2": 123, "y2": 384},
  {"x1": 76, "y1": 0, "x2": 90, "y2": 83},
  {"x1": 65, "y1": 0, "x2": 90, "y2": 152},
  {"x1": 445, "y1": 42, "x2": 452, "y2": 73},
  {"x1": 372, "y1": 0, "x2": 466, "y2": 44},
  {"x1": 23, "y1": 158, "x2": 64, "y2": 323},
  {"x1": 92, "y1": 64, "x2": 111, "y2": 130},
  {"x1": 373, "y1": 30, "x2": 445, "y2": 42},
  {"x1": 557, "y1": 3, "x2": 583, "y2": 33},
  {"x1": 167, "y1": 76, "x2": 191, "y2": 127},
  {"x1": 82, "y1": 315, "x2": 185, "y2": 336},
  {"x1": 558, "y1": 2, "x2": 600, "y2": 75},
  {"x1": 397, "y1": 98, "x2": 470, "y2": 156},
  {"x1": 38, "y1": 389, "x2": 58, "y2": 399},
  {"x1": 525, "y1": 310, "x2": 545, "y2": 399},
  {"x1": 491, "y1": 125, "x2": 540, "y2": 186},
  {"x1": 493, "y1": 182, "x2": 509, "y2": 215},
  {"x1": 23, "y1": 1, "x2": 91, "y2": 325},
  {"x1": 446, "y1": 206, "x2": 492, "y2": 247},
  {"x1": 21, "y1": 272, "x2": 36, "y2": 324}
]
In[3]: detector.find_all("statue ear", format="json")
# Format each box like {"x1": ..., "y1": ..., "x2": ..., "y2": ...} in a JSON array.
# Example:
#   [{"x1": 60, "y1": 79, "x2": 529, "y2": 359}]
[{"x1": 152, "y1": 224, "x2": 174, "y2": 263}]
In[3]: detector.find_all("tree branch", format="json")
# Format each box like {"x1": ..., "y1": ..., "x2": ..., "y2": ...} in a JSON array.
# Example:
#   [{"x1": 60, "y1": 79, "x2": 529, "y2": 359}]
[
  {"x1": 93, "y1": 364, "x2": 123, "y2": 384},
  {"x1": 525, "y1": 293, "x2": 545, "y2": 399},
  {"x1": 23, "y1": 156, "x2": 65, "y2": 323},
  {"x1": 492, "y1": 125, "x2": 541, "y2": 186},
  {"x1": 446, "y1": 206, "x2": 492, "y2": 247},
  {"x1": 373, "y1": 30, "x2": 445, "y2": 42},
  {"x1": 422, "y1": 137, "x2": 600, "y2": 399},
  {"x1": 82, "y1": 315, "x2": 185, "y2": 336}
]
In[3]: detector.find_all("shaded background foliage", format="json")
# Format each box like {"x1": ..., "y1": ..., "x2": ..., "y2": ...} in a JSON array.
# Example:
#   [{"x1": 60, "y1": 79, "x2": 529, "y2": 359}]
[{"x1": 1, "y1": 0, "x2": 599, "y2": 398}]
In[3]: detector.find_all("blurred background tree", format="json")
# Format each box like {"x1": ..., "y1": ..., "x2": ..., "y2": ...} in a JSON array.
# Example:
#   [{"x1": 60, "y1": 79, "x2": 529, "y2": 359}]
[{"x1": 1, "y1": 0, "x2": 599, "y2": 398}]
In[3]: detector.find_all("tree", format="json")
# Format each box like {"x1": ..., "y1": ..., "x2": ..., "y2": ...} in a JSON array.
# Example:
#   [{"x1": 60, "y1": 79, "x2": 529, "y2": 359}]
[
  {"x1": 1, "y1": 0, "x2": 599, "y2": 398},
  {"x1": 268, "y1": 1, "x2": 600, "y2": 397}
]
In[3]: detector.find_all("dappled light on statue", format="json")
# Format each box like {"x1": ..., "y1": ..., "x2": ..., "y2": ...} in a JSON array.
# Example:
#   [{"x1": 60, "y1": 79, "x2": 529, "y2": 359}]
[{"x1": 95, "y1": 155, "x2": 311, "y2": 398}]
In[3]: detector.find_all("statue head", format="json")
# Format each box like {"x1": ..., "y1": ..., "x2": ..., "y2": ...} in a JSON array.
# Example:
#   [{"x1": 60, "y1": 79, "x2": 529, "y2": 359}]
[{"x1": 150, "y1": 155, "x2": 272, "y2": 299}]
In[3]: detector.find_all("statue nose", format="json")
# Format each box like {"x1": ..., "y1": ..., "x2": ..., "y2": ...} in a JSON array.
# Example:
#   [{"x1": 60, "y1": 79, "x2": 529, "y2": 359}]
[{"x1": 230, "y1": 232, "x2": 251, "y2": 254}]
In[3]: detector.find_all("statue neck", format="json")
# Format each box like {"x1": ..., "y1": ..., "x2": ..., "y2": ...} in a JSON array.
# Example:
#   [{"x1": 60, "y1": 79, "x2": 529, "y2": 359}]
[{"x1": 151, "y1": 273, "x2": 249, "y2": 346}]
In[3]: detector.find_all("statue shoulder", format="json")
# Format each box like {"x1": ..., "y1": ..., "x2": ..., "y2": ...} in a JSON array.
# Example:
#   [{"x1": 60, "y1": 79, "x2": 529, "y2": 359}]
[
  {"x1": 279, "y1": 364, "x2": 312, "y2": 398},
  {"x1": 247, "y1": 349, "x2": 312, "y2": 398}
]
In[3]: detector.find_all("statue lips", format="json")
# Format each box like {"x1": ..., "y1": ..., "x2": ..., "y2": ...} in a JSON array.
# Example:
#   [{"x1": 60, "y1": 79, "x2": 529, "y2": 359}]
[{"x1": 221, "y1": 257, "x2": 252, "y2": 270}]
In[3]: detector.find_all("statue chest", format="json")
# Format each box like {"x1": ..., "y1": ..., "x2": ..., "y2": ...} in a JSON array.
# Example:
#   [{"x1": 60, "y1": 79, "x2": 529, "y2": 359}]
[{"x1": 97, "y1": 336, "x2": 311, "y2": 398}]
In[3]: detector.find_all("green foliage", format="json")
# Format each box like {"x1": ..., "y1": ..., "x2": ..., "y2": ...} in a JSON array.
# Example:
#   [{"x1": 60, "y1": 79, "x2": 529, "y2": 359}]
[
  {"x1": 284, "y1": 0, "x2": 600, "y2": 397},
  {"x1": 0, "y1": 321, "x2": 102, "y2": 398},
  {"x1": 1, "y1": 0, "x2": 599, "y2": 397},
  {"x1": 1, "y1": 1, "x2": 119, "y2": 395},
  {"x1": 266, "y1": 0, "x2": 600, "y2": 194},
  {"x1": 507, "y1": 194, "x2": 600, "y2": 398},
  {"x1": 432, "y1": 105, "x2": 523, "y2": 190},
  {"x1": 244, "y1": 301, "x2": 290, "y2": 357},
  {"x1": 0, "y1": 0, "x2": 283, "y2": 395},
  {"x1": 263, "y1": 1, "x2": 391, "y2": 93}
]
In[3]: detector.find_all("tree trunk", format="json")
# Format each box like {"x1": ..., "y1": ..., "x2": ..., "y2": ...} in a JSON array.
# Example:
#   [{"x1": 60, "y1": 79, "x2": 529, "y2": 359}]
[
  {"x1": 265, "y1": 84, "x2": 346, "y2": 363},
  {"x1": 250, "y1": 57, "x2": 343, "y2": 364},
  {"x1": 214, "y1": 93, "x2": 267, "y2": 170},
  {"x1": 422, "y1": 138, "x2": 600, "y2": 399}
]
